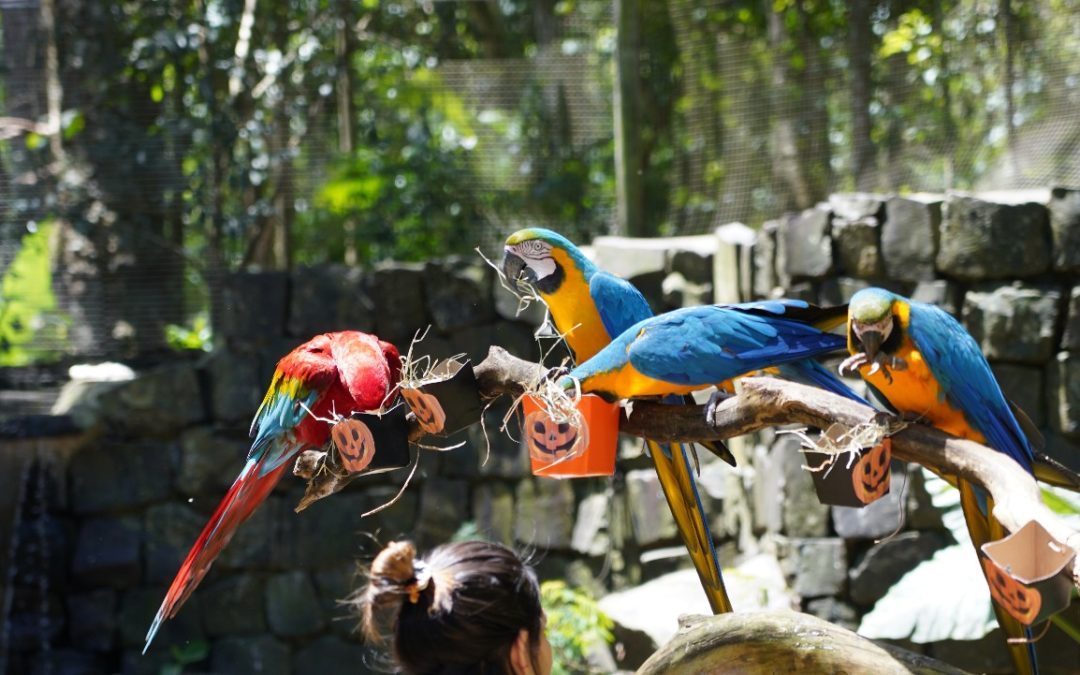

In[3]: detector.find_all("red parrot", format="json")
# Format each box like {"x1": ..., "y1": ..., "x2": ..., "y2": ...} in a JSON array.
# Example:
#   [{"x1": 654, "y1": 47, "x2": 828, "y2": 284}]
[{"x1": 143, "y1": 331, "x2": 401, "y2": 652}]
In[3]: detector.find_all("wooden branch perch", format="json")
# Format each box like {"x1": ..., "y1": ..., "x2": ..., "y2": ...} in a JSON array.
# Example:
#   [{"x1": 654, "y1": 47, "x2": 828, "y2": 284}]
[{"x1": 296, "y1": 346, "x2": 1080, "y2": 589}]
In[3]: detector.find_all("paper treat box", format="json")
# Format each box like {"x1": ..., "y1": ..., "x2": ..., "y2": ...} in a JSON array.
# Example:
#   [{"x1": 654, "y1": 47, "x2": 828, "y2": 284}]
[
  {"x1": 330, "y1": 403, "x2": 411, "y2": 475},
  {"x1": 980, "y1": 519, "x2": 1076, "y2": 626},
  {"x1": 400, "y1": 358, "x2": 485, "y2": 437},
  {"x1": 522, "y1": 394, "x2": 618, "y2": 478},
  {"x1": 804, "y1": 425, "x2": 892, "y2": 508}
]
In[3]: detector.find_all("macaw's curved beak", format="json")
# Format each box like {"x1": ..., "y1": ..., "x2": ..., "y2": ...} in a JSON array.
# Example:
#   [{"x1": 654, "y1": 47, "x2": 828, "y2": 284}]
[
  {"x1": 859, "y1": 328, "x2": 884, "y2": 362},
  {"x1": 501, "y1": 249, "x2": 536, "y2": 292}
]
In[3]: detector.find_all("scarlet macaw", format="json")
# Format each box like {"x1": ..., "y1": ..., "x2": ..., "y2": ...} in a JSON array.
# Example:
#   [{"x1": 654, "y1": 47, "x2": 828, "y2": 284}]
[
  {"x1": 840, "y1": 287, "x2": 1039, "y2": 675},
  {"x1": 144, "y1": 331, "x2": 401, "y2": 652}
]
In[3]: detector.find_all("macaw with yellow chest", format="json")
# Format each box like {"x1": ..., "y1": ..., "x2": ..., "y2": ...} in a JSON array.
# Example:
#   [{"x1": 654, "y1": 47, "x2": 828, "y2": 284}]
[
  {"x1": 839, "y1": 287, "x2": 1042, "y2": 675},
  {"x1": 502, "y1": 228, "x2": 861, "y2": 615},
  {"x1": 144, "y1": 331, "x2": 401, "y2": 653},
  {"x1": 561, "y1": 300, "x2": 864, "y2": 404},
  {"x1": 502, "y1": 228, "x2": 734, "y2": 613}
]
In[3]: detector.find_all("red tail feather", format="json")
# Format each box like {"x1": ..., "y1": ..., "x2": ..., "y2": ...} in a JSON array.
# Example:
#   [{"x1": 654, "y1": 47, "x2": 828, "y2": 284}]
[{"x1": 143, "y1": 460, "x2": 287, "y2": 652}]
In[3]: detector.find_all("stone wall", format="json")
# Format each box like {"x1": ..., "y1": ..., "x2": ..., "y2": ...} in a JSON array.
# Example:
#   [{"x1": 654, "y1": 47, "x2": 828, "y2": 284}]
[
  {"x1": 4, "y1": 187, "x2": 1080, "y2": 674},
  {"x1": 642, "y1": 188, "x2": 1080, "y2": 674}
]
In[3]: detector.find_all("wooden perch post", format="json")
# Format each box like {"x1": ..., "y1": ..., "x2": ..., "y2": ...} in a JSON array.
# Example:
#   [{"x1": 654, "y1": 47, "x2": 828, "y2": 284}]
[{"x1": 298, "y1": 346, "x2": 1080, "y2": 590}]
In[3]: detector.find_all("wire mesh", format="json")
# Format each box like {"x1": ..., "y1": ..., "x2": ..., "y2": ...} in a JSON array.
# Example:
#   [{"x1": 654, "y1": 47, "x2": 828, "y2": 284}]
[{"x1": 1, "y1": 0, "x2": 1079, "y2": 367}]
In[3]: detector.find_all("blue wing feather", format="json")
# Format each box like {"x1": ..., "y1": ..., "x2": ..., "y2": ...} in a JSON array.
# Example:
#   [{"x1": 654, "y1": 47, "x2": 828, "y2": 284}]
[
  {"x1": 624, "y1": 306, "x2": 848, "y2": 385},
  {"x1": 775, "y1": 360, "x2": 868, "y2": 404},
  {"x1": 906, "y1": 302, "x2": 1033, "y2": 472},
  {"x1": 589, "y1": 271, "x2": 654, "y2": 337}
]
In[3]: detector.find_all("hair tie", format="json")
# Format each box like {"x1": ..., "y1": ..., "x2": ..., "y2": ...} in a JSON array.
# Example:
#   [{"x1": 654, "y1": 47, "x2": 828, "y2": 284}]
[{"x1": 406, "y1": 560, "x2": 432, "y2": 604}]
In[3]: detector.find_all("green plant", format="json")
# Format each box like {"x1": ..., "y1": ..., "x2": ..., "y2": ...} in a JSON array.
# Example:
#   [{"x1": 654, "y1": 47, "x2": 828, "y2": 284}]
[
  {"x1": 0, "y1": 222, "x2": 69, "y2": 366},
  {"x1": 165, "y1": 313, "x2": 213, "y2": 352},
  {"x1": 159, "y1": 639, "x2": 209, "y2": 675},
  {"x1": 541, "y1": 580, "x2": 614, "y2": 675}
]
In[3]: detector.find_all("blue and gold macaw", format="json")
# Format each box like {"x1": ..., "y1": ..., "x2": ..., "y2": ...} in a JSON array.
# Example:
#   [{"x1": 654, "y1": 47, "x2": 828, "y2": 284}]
[
  {"x1": 502, "y1": 228, "x2": 862, "y2": 616},
  {"x1": 561, "y1": 300, "x2": 864, "y2": 403},
  {"x1": 840, "y1": 287, "x2": 1040, "y2": 675},
  {"x1": 502, "y1": 227, "x2": 734, "y2": 613}
]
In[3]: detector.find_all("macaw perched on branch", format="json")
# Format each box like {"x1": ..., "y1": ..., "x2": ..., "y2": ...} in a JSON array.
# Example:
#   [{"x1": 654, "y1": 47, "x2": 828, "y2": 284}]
[
  {"x1": 502, "y1": 228, "x2": 860, "y2": 616},
  {"x1": 144, "y1": 331, "x2": 401, "y2": 653},
  {"x1": 562, "y1": 299, "x2": 865, "y2": 405},
  {"x1": 502, "y1": 227, "x2": 733, "y2": 613},
  {"x1": 840, "y1": 287, "x2": 1041, "y2": 675}
]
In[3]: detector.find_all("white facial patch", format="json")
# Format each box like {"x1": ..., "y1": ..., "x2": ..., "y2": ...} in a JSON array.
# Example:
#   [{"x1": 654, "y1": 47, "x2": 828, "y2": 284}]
[
  {"x1": 511, "y1": 240, "x2": 557, "y2": 280},
  {"x1": 854, "y1": 315, "x2": 894, "y2": 343}
]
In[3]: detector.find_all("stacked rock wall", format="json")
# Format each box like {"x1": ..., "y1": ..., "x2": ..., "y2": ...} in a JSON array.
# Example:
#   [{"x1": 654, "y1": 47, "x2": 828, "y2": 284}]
[{"x1": 4, "y1": 188, "x2": 1080, "y2": 674}]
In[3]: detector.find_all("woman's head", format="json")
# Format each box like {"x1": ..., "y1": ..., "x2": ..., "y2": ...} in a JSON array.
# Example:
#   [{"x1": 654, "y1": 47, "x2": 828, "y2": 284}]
[{"x1": 355, "y1": 539, "x2": 550, "y2": 675}]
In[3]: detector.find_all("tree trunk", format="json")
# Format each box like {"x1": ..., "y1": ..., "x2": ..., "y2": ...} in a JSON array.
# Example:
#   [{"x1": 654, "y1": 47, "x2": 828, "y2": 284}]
[
  {"x1": 667, "y1": 1, "x2": 724, "y2": 232},
  {"x1": 765, "y1": 1, "x2": 810, "y2": 211},
  {"x1": 636, "y1": 612, "x2": 968, "y2": 674},
  {"x1": 613, "y1": 0, "x2": 645, "y2": 235},
  {"x1": 849, "y1": 0, "x2": 875, "y2": 191},
  {"x1": 999, "y1": 0, "x2": 1019, "y2": 179}
]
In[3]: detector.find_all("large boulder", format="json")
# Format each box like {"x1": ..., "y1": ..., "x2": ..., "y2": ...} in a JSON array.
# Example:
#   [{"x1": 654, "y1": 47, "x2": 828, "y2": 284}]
[
  {"x1": 220, "y1": 272, "x2": 288, "y2": 348},
  {"x1": 830, "y1": 193, "x2": 885, "y2": 279},
  {"x1": 625, "y1": 469, "x2": 678, "y2": 547},
  {"x1": 882, "y1": 196, "x2": 941, "y2": 282},
  {"x1": 937, "y1": 194, "x2": 1050, "y2": 280},
  {"x1": 71, "y1": 517, "x2": 141, "y2": 588},
  {"x1": 1064, "y1": 286, "x2": 1080, "y2": 352},
  {"x1": 1050, "y1": 352, "x2": 1080, "y2": 439},
  {"x1": 962, "y1": 284, "x2": 1061, "y2": 364},
  {"x1": 848, "y1": 531, "x2": 951, "y2": 606},
  {"x1": 423, "y1": 258, "x2": 495, "y2": 332},
  {"x1": 69, "y1": 440, "x2": 176, "y2": 514},
  {"x1": 371, "y1": 262, "x2": 428, "y2": 346},
  {"x1": 791, "y1": 538, "x2": 848, "y2": 598},
  {"x1": 288, "y1": 264, "x2": 375, "y2": 337},
  {"x1": 1049, "y1": 187, "x2": 1080, "y2": 272},
  {"x1": 266, "y1": 571, "x2": 326, "y2": 638},
  {"x1": 514, "y1": 477, "x2": 576, "y2": 549},
  {"x1": 54, "y1": 362, "x2": 204, "y2": 437},
  {"x1": 472, "y1": 482, "x2": 515, "y2": 546},
  {"x1": 211, "y1": 635, "x2": 291, "y2": 675},
  {"x1": 782, "y1": 206, "x2": 833, "y2": 279},
  {"x1": 415, "y1": 478, "x2": 470, "y2": 548},
  {"x1": 200, "y1": 573, "x2": 267, "y2": 637},
  {"x1": 636, "y1": 611, "x2": 967, "y2": 675}
]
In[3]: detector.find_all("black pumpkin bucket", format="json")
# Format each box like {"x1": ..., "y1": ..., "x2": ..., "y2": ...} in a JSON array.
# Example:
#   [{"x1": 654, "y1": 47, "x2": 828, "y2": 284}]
[
  {"x1": 330, "y1": 403, "x2": 411, "y2": 475},
  {"x1": 980, "y1": 520, "x2": 1076, "y2": 626},
  {"x1": 803, "y1": 424, "x2": 892, "y2": 508},
  {"x1": 400, "y1": 358, "x2": 484, "y2": 437}
]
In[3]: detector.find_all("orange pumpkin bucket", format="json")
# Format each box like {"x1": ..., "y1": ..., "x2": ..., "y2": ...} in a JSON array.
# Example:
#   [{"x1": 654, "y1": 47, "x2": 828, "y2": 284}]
[
  {"x1": 522, "y1": 394, "x2": 619, "y2": 478},
  {"x1": 980, "y1": 520, "x2": 1076, "y2": 626}
]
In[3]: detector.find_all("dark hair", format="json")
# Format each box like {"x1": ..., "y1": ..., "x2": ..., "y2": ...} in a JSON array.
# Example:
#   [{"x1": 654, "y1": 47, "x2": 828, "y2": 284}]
[{"x1": 354, "y1": 540, "x2": 543, "y2": 674}]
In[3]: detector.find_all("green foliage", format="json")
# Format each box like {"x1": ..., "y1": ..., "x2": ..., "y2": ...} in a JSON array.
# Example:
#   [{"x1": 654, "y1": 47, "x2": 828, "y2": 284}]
[
  {"x1": 541, "y1": 580, "x2": 614, "y2": 675},
  {"x1": 165, "y1": 314, "x2": 213, "y2": 353},
  {"x1": 0, "y1": 223, "x2": 68, "y2": 366},
  {"x1": 160, "y1": 639, "x2": 209, "y2": 675}
]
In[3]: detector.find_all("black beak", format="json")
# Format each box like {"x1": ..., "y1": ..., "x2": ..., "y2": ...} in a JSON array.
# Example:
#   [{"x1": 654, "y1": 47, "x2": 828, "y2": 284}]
[
  {"x1": 860, "y1": 329, "x2": 883, "y2": 361},
  {"x1": 501, "y1": 250, "x2": 536, "y2": 292}
]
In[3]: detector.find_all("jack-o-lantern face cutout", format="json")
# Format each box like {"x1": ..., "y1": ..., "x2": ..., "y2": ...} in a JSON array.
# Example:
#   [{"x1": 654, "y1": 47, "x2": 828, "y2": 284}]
[
  {"x1": 401, "y1": 388, "x2": 447, "y2": 435},
  {"x1": 852, "y1": 438, "x2": 891, "y2": 504},
  {"x1": 525, "y1": 411, "x2": 582, "y2": 462},
  {"x1": 332, "y1": 419, "x2": 376, "y2": 473},
  {"x1": 982, "y1": 557, "x2": 1042, "y2": 625}
]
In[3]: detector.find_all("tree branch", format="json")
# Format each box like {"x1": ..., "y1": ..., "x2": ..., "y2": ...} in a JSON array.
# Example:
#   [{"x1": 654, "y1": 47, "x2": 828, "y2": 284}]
[{"x1": 296, "y1": 346, "x2": 1080, "y2": 590}]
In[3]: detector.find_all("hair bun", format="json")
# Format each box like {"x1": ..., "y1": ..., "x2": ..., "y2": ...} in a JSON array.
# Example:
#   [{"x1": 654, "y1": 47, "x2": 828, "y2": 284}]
[{"x1": 371, "y1": 540, "x2": 417, "y2": 585}]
